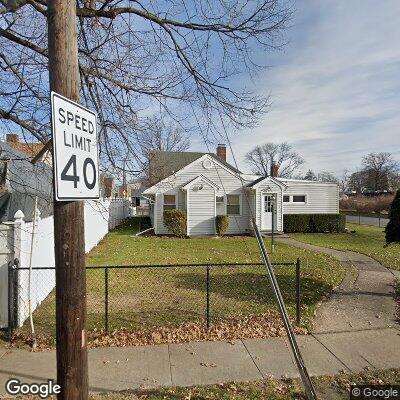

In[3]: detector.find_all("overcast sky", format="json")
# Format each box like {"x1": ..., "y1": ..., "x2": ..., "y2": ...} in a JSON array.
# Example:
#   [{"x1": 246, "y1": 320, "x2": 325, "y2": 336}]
[{"x1": 217, "y1": 0, "x2": 400, "y2": 176}]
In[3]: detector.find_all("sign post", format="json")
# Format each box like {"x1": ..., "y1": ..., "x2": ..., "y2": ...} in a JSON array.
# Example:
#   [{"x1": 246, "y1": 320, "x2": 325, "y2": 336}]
[{"x1": 47, "y1": 1, "x2": 93, "y2": 398}]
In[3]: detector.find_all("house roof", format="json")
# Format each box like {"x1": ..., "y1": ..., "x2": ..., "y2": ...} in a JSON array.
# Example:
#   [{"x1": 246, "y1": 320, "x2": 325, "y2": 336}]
[
  {"x1": 8, "y1": 141, "x2": 45, "y2": 158},
  {"x1": 247, "y1": 176, "x2": 338, "y2": 187},
  {"x1": 4, "y1": 134, "x2": 45, "y2": 158},
  {"x1": 246, "y1": 176, "x2": 265, "y2": 187},
  {"x1": 278, "y1": 178, "x2": 338, "y2": 185},
  {"x1": 0, "y1": 141, "x2": 53, "y2": 221},
  {"x1": 147, "y1": 150, "x2": 241, "y2": 186},
  {"x1": 181, "y1": 175, "x2": 220, "y2": 190},
  {"x1": 246, "y1": 175, "x2": 288, "y2": 189}
]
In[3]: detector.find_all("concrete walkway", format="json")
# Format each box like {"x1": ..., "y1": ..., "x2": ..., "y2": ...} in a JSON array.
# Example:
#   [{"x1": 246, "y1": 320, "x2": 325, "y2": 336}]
[
  {"x1": 0, "y1": 238, "x2": 398, "y2": 395},
  {"x1": 277, "y1": 237, "x2": 397, "y2": 333},
  {"x1": 1, "y1": 327, "x2": 400, "y2": 394}
]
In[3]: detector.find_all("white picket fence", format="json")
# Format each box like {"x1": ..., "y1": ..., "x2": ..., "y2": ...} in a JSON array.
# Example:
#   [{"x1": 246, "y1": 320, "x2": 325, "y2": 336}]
[{"x1": 0, "y1": 199, "x2": 130, "y2": 328}]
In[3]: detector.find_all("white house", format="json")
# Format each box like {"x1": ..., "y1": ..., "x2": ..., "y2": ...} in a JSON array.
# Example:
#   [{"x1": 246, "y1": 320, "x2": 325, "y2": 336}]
[{"x1": 143, "y1": 145, "x2": 339, "y2": 236}]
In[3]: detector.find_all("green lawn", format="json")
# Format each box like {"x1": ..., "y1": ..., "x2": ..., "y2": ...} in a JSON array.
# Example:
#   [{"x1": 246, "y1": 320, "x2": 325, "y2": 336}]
[
  {"x1": 292, "y1": 223, "x2": 400, "y2": 270},
  {"x1": 19, "y1": 218, "x2": 345, "y2": 345},
  {"x1": 88, "y1": 368, "x2": 400, "y2": 400}
]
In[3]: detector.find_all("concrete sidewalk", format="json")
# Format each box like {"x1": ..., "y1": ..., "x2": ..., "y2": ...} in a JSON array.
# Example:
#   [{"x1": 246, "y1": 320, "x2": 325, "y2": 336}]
[
  {"x1": 277, "y1": 237, "x2": 397, "y2": 334},
  {"x1": 1, "y1": 327, "x2": 400, "y2": 394}
]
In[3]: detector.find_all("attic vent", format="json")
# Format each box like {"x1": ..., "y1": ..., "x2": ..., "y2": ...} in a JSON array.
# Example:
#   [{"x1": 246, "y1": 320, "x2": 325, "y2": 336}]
[{"x1": 202, "y1": 159, "x2": 213, "y2": 169}]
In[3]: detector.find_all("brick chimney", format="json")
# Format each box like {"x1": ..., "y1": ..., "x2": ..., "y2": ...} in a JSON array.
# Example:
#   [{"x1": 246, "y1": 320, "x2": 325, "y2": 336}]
[
  {"x1": 103, "y1": 177, "x2": 114, "y2": 198},
  {"x1": 270, "y1": 163, "x2": 279, "y2": 177},
  {"x1": 6, "y1": 134, "x2": 19, "y2": 143},
  {"x1": 216, "y1": 144, "x2": 226, "y2": 162}
]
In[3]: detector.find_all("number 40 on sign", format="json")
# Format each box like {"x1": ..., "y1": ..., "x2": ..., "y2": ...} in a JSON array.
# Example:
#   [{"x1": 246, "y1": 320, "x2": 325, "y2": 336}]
[{"x1": 51, "y1": 92, "x2": 100, "y2": 201}]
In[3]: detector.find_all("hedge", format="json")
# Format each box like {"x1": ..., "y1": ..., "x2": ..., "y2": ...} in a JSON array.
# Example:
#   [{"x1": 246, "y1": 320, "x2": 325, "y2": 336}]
[
  {"x1": 385, "y1": 190, "x2": 400, "y2": 243},
  {"x1": 163, "y1": 209, "x2": 187, "y2": 237},
  {"x1": 216, "y1": 215, "x2": 230, "y2": 236},
  {"x1": 283, "y1": 214, "x2": 345, "y2": 233}
]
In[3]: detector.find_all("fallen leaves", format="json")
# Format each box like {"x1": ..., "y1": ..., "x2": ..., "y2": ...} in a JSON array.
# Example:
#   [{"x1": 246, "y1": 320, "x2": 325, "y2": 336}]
[
  {"x1": 200, "y1": 362, "x2": 216, "y2": 367},
  {"x1": 11, "y1": 312, "x2": 307, "y2": 350}
]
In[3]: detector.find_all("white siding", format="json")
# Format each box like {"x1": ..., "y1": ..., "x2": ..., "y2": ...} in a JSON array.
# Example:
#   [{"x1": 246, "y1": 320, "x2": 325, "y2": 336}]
[
  {"x1": 188, "y1": 183, "x2": 216, "y2": 236},
  {"x1": 152, "y1": 156, "x2": 251, "y2": 235},
  {"x1": 178, "y1": 190, "x2": 186, "y2": 210},
  {"x1": 247, "y1": 189, "x2": 256, "y2": 224},
  {"x1": 281, "y1": 182, "x2": 339, "y2": 214}
]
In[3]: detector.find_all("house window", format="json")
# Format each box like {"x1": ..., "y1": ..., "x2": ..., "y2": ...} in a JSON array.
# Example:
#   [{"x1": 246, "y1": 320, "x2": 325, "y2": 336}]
[
  {"x1": 227, "y1": 194, "x2": 240, "y2": 215},
  {"x1": 283, "y1": 195, "x2": 290, "y2": 202},
  {"x1": 163, "y1": 194, "x2": 176, "y2": 211},
  {"x1": 216, "y1": 195, "x2": 225, "y2": 215},
  {"x1": 293, "y1": 195, "x2": 306, "y2": 203}
]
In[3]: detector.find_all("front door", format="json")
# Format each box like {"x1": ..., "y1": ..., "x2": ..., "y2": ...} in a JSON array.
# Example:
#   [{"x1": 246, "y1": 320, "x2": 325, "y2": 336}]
[{"x1": 261, "y1": 194, "x2": 275, "y2": 230}]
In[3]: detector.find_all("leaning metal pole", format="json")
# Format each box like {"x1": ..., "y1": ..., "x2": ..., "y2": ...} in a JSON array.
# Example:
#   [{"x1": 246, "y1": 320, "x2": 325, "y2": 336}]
[{"x1": 251, "y1": 218, "x2": 317, "y2": 400}]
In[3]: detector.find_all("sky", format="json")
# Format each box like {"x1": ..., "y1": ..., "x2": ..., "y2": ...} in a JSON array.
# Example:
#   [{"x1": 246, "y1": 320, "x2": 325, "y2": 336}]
[
  {"x1": 2, "y1": 1, "x2": 399, "y2": 180},
  {"x1": 218, "y1": 0, "x2": 400, "y2": 176}
]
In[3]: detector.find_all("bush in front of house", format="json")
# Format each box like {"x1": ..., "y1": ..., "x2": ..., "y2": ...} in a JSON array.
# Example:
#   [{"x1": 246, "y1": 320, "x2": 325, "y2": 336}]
[
  {"x1": 385, "y1": 190, "x2": 400, "y2": 244},
  {"x1": 284, "y1": 214, "x2": 345, "y2": 233},
  {"x1": 282, "y1": 214, "x2": 310, "y2": 232},
  {"x1": 163, "y1": 209, "x2": 187, "y2": 237},
  {"x1": 216, "y1": 215, "x2": 230, "y2": 236}
]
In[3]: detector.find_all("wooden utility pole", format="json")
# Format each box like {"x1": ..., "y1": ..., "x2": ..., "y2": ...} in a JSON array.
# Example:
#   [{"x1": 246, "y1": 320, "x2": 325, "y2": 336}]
[{"x1": 47, "y1": 2, "x2": 88, "y2": 399}]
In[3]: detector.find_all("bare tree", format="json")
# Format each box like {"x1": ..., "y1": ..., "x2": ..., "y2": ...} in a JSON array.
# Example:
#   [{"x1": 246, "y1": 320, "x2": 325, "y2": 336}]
[
  {"x1": 348, "y1": 169, "x2": 367, "y2": 194},
  {"x1": 137, "y1": 116, "x2": 189, "y2": 165},
  {"x1": 303, "y1": 169, "x2": 317, "y2": 181},
  {"x1": 339, "y1": 168, "x2": 350, "y2": 193},
  {"x1": 0, "y1": 0, "x2": 292, "y2": 177},
  {"x1": 245, "y1": 142, "x2": 304, "y2": 177},
  {"x1": 317, "y1": 171, "x2": 338, "y2": 183},
  {"x1": 361, "y1": 152, "x2": 399, "y2": 192},
  {"x1": 303, "y1": 169, "x2": 337, "y2": 183}
]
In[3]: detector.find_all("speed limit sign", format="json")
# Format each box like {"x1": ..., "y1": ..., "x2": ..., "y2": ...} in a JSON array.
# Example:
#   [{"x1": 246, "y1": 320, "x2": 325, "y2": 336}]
[{"x1": 51, "y1": 92, "x2": 100, "y2": 201}]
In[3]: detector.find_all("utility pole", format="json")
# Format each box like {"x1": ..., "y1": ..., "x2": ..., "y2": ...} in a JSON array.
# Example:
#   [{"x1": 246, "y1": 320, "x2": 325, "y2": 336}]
[{"x1": 47, "y1": 2, "x2": 88, "y2": 399}]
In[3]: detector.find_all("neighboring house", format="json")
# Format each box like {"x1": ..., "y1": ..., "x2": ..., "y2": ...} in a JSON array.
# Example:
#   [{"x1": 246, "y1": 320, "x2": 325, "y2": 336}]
[
  {"x1": 127, "y1": 180, "x2": 149, "y2": 208},
  {"x1": 4, "y1": 133, "x2": 51, "y2": 164},
  {"x1": 143, "y1": 145, "x2": 339, "y2": 236},
  {"x1": 0, "y1": 140, "x2": 53, "y2": 221},
  {"x1": 114, "y1": 180, "x2": 149, "y2": 206},
  {"x1": 100, "y1": 174, "x2": 115, "y2": 198}
]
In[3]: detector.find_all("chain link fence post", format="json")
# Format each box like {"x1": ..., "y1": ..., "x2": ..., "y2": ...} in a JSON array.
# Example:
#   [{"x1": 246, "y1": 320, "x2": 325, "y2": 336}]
[
  {"x1": 104, "y1": 267, "x2": 109, "y2": 335},
  {"x1": 206, "y1": 265, "x2": 210, "y2": 330},
  {"x1": 296, "y1": 258, "x2": 301, "y2": 327}
]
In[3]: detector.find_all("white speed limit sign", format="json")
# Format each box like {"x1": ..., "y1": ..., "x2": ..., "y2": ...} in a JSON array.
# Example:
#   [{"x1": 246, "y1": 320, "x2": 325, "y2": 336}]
[{"x1": 51, "y1": 92, "x2": 100, "y2": 201}]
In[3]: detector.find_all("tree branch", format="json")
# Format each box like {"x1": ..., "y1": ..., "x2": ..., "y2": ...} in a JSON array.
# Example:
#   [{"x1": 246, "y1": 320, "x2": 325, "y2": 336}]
[{"x1": 0, "y1": 108, "x2": 46, "y2": 143}]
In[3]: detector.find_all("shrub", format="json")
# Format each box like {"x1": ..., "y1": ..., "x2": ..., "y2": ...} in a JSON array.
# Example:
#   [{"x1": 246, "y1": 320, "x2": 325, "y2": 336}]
[
  {"x1": 284, "y1": 214, "x2": 345, "y2": 233},
  {"x1": 163, "y1": 209, "x2": 187, "y2": 237},
  {"x1": 385, "y1": 190, "x2": 400, "y2": 244},
  {"x1": 282, "y1": 214, "x2": 310, "y2": 233},
  {"x1": 216, "y1": 215, "x2": 230, "y2": 236},
  {"x1": 310, "y1": 214, "x2": 346, "y2": 233},
  {"x1": 340, "y1": 194, "x2": 394, "y2": 214}
]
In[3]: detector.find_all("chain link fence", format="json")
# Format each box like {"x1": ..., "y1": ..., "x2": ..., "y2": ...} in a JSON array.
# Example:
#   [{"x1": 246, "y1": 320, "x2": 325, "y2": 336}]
[{"x1": 7, "y1": 260, "x2": 302, "y2": 343}]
